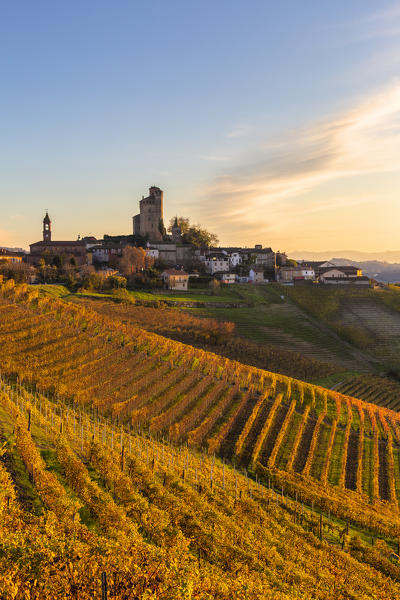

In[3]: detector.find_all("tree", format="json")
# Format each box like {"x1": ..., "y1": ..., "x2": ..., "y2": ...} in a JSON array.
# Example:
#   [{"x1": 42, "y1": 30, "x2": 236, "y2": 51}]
[
  {"x1": 167, "y1": 217, "x2": 218, "y2": 249},
  {"x1": 167, "y1": 217, "x2": 190, "y2": 235},
  {"x1": 118, "y1": 246, "x2": 154, "y2": 276},
  {"x1": 0, "y1": 261, "x2": 34, "y2": 283},
  {"x1": 51, "y1": 254, "x2": 64, "y2": 269},
  {"x1": 184, "y1": 225, "x2": 218, "y2": 249},
  {"x1": 286, "y1": 259, "x2": 298, "y2": 267},
  {"x1": 107, "y1": 275, "x2": 127, "y2": 289}
]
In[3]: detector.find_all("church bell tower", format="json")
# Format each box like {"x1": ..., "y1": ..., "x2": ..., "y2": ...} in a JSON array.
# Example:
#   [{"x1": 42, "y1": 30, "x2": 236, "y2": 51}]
[{"x1": 43, "y1": 211, "x2": 51, "y2": 242}]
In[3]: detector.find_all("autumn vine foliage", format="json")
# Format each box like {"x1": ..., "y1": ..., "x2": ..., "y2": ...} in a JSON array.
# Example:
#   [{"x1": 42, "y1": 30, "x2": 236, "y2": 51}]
[
  {"x1": 2, "y1": 377, "x2": 400, "y2": 598},
  {"x1": 3, "y1": 282, "x2": 400, "y2": 596}
]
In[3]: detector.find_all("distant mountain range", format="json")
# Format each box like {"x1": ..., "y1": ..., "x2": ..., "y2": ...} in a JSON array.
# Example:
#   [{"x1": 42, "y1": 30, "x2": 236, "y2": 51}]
[
  {"x1": 290, "y1": 251, "x2": 400, "y2": 283},
  {"x1": 291, "y1": 250, "x2": 400, "y2": 262}
]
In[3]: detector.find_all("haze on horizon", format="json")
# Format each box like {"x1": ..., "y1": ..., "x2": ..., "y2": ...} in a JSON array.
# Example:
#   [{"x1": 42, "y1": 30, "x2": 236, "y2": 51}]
[{"x1": 1, "y1": 1, "x2": 400, "y2": 253}]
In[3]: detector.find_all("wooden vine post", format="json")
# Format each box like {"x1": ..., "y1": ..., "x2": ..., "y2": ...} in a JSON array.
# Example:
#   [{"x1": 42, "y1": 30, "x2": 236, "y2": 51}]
[{"x1": 101, "y1": 572, "x2": 108, "y2": 600}]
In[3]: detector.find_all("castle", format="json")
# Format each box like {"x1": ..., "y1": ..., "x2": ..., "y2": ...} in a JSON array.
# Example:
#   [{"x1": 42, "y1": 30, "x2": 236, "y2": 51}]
[
  {"x1": 132, "y1": 186, "x2": 165, "y2": 241},
  {"x1": 131, "y1": 186, "x2": 198, "y2": 265}
]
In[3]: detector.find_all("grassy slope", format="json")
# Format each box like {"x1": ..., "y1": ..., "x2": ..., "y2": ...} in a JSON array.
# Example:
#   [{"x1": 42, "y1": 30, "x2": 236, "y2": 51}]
[
  {"x1": 189, "y1": 285, "x2": 368, "y2": 373},
  {"x1": 285, "y1": 285, "x2": 400, "y2": 406},
  {"x1": 286, "y1": 285, "x2": 400, "y2": 370}
]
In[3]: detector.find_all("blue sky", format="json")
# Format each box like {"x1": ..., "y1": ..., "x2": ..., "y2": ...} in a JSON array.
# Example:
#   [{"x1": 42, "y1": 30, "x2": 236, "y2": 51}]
[{"x1": 1, "y1": 1, "x2": 400, "y2": 253}]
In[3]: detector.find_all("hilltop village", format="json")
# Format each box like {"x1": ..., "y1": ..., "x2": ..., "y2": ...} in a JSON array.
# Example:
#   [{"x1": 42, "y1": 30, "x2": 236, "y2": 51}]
[{"x1": 1, "y1": 186, "x2": 370, "y2": 290}]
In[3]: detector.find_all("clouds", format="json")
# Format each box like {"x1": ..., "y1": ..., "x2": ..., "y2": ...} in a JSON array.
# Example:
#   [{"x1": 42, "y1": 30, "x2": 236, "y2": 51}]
[
  {"x1": 225, "y1": 125, "x2": 251, "y2": 139},
  {"x1": 335, "y1": 3, "x2": 400, "y2": 43},
  {"x1": 198, "y1": 81, "x2": 400, "y2": 247}
]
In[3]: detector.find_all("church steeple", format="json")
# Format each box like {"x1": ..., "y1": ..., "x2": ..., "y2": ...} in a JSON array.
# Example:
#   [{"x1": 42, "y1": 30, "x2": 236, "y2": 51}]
[
  {"x1": 43, "y1": 211, "x2": 51, "y2": 242},
  {"x1": 171, "y1": 216, "x2": 182, "y2": 243}
]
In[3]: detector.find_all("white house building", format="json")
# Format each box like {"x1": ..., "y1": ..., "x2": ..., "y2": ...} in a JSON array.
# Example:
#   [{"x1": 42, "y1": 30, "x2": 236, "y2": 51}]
[
  {"x1": 228, "y1": 252, "x2": 242, "y2": 268},
  {"x1": 299, "y1": 266, "x2": 315, "y2": 280},
  {"x1": 204, "y1": 255, "x2": 230, "y2": 275}
]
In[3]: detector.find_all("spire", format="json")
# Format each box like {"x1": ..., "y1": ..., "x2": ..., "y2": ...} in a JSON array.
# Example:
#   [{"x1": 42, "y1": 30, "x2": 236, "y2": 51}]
[
  {"x1": 171, "y1": 216, "x2": 182, "y2": 243},
  {"x1": 43, "y1": 211, "x2": 51, "y2": 242}
]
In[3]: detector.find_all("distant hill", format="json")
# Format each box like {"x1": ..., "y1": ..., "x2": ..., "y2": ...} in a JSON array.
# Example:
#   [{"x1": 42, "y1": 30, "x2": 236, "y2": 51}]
[{"x1": 291, "y1": 249, "x2": 400, "y2": 262}]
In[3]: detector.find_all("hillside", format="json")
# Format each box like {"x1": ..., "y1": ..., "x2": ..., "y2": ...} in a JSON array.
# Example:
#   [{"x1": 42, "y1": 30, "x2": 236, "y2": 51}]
[
  {"x1": 41, "y1": 283, "x2": 372, "y2": 380},
  {"x1": 3, "y1": 380, "x2": 400, "y2": 598},
  {"x1": 4, "y1": 281, "x2": 400, "y2": 596},
  {"x1": 1, "y1": 285, "x2": 400, "y2": 508},
  {"x1": 335, "y1": 375, "x2": 400, "y2": 411},
  {"x1": 286, "y1": 285, "x2": 400, "y2": 376},
  {"x1": 71, "y1": 292, "x2": 341, "y2": 383}
]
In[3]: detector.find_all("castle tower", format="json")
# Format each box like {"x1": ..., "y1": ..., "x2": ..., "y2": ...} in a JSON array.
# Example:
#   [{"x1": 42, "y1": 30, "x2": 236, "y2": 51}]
[
  {"x1": 133, "y1": 186, "x2": 164, "y2": 241},
  {"x1": 43, "y1": 211, "x2": 51, "y2": 242}
]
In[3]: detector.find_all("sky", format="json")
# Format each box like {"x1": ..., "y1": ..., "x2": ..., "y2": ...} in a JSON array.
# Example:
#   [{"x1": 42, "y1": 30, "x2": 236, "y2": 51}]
[{"x1": 1, "y1": 1, "x2": 400, "y2": 254}]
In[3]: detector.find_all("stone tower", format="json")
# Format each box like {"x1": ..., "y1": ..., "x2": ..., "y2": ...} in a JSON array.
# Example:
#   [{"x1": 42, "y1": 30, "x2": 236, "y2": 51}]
[
  {"x1": 133, "y1": 186, "x2": 164, "y2": 241},
  {"x1": 43, "y1": 211, "x2": 51, "y2": 242}
]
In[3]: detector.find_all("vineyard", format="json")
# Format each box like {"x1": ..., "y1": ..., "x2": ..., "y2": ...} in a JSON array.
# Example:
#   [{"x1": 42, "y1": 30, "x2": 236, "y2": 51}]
[
  {"x1": 336, "y1": 375, "x2": 400, "y2": 411},
  {"x1": 286, "y1": 284, "x2": 400, "y2": 374},
  {"x1": 2, "y1": 281, "x2": 400, "y2": 596},
  {"x1": 2, "y1": 376, "x2": 400, "y2": 598},
  {"x1": 71, "y1": 292, "x2": 340, "y2": 382}
]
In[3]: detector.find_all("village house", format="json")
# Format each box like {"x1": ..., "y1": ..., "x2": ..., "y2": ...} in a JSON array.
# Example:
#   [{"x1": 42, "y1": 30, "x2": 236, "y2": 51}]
[
  {"x1": 228, "y1": 251, "x2": 242, "y2": 268},
  {"x1": 91, "y1": 243, "x2": 123, "y2": 265},
  {"x1": 277, "y1": 264, "x2": 316, "y2": 282},
  {"x1": 0, "y1": 248, "x2": 23, "y2": 263},
  {"x1": 149, "y1": 241, "x2": 194, "y2": 266},
  {"x1": 278, "y1": 266, "x2": 299, "y2": 282},
  {"x1": 161, "y1": 268, "x2": 189, "y2": 290},
  {"x1": 300, "y1": 266, "x2": 315, "y2": 280},
  {"x1": 249, "y1": 265, "x2": 266, "y2": 283},
  {"x1": 253, "y1": 247, "x2": 276, "y2": 267},
  {"x1": 214, "y1": 272, "x2": 236, "y2": 284},
  {"x1": 319, "y1": 266, "x2": 369, "y2": 285},
  {"x1": 203, "y1": 254, "x2": 230, "y2": 275},
  {"x1": 319, "y1": 266, "x2": 363, "y2": 283}
]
